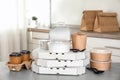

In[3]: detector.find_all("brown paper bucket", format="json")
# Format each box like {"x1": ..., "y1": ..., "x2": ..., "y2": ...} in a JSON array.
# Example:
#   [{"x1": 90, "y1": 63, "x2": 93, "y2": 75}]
[
  {"x1": 90, "y1": 60, "x2": 111, "y2": 71},
  {"x1": 90, "y1": 48, "x2": 111, "y2": 61},
  {"x1": 71, "y1": 32, "x2": 87, "y2": 51}
]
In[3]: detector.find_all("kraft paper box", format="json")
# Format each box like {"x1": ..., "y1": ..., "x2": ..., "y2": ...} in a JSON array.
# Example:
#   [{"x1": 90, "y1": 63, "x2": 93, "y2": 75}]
[
  {"x1": 32, "y1": 61, "x2": 86, "y2": 75},
  {"x1": 37, "y1": 50, "x2": 86, "y2": 60},
  {"x1": 94, "y1": 12, "x2": 119, "y2": 32},
  {"x1": 80, "y1": 10, "x2": 103, "y2": 31},
  {"x1": 35, "y1": 57, "x2": 89, "y2": 67},
  {"x1": 71, "y1": 32, "x2": 87, "y2": 51}
]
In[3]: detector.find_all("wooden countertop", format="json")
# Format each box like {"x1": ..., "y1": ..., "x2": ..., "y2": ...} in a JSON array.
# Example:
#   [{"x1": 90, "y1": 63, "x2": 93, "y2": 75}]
[
  {"x1": 28, "y1": 28, "x2": 120, "y2": 40},
  {"x1": 80, "y1": 31, "x2": 120, "y2": 40},
  {"x1": 28, "y1": 28, "x2": 50, "y2": 33}
]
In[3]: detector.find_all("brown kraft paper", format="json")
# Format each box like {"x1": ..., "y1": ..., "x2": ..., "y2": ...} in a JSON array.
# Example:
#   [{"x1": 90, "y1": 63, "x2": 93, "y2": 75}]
[
  {"x1": 90, "y1": 52, "x2": 111, "y2": 62},
  {"x1": 94, "y1": 12, "x2": 119, "y2": 32},
  {"x1": 71, "y1": 32, "x2": 87, "y2": 51},
  {"x1": 80, "y1": 10, "x2": 103, "y2": 31}
]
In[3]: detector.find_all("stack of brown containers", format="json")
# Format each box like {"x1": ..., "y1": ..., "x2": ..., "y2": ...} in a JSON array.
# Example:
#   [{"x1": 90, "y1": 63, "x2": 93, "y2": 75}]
[{"x1": 90, "y1": 48, "x2": 111, "y2": 71}]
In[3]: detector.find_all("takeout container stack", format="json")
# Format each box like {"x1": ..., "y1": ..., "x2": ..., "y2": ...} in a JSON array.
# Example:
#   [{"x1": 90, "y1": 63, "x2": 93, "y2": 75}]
[
  {"x1": 48, "y1": 27, "x2": 71, "y2": 53},
  {"x1": 31, "y1": 27, "x2": 89, "y2": 75},
  {"x1": 90, "y1": 48, "x2": 112, "y2": 71}
]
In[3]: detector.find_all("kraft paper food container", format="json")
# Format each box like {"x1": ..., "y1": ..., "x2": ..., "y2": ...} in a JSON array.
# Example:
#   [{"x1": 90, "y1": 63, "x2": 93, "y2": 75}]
[
  {"x1": 71, "y1": 32, "x2": 87, "y2": 51},
  {"x1": 90, "y1": 60, "x2": 111, "y2": 71},
  {"x1": 20, "y1": 50, "x2": 31, "y2": 61},
  {"x1": 9, "y1": 52, "x2": 22, "y2": 64},
  {"x1": 90, "y1": 48, "x2": 111, "y2": 61}
]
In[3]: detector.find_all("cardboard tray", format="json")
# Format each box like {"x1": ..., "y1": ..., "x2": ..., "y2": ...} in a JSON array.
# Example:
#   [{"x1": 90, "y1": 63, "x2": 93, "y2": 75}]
[{"x1": 7, "y1": 59, "x2": 32, "y2": 71}]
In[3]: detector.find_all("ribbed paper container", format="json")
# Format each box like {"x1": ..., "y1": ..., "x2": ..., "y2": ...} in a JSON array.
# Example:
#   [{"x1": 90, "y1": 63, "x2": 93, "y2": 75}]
[
  {"x1": 90, "y1": 48, "x2": 111, "y2": 61},
  {"x1": 90, "y1": 60, "x2": 111, "y2": 71}
]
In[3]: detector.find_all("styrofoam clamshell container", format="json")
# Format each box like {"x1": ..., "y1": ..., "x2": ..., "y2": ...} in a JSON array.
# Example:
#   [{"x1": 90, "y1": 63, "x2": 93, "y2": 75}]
[
  {"x1": 31, "y1": 61, "x2": 86, "y2": 75},
  {"x1": 37, "y1": 50, "x2": 86, "y2": 60},
  {"x1": 90, "y1": 47, "x2": 111, "y2": 61},
  {"x1": 31, "y1": 61, "x2": 39, "y2": 73},
  {"x1": 90, "y1": 60, "x2": 111, "y2": 71},
  {"x1": 35, "y1": 58, "x2": 89, "y2": 67},
  {"x1": 48, "y1": 41, "x2": 71, "y2": 53}
]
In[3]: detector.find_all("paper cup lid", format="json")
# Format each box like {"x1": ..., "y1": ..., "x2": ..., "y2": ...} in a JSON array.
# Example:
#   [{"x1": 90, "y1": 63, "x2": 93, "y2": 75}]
[{"x1": 91, "y1": 47, "x2": 111, "y2": 54}]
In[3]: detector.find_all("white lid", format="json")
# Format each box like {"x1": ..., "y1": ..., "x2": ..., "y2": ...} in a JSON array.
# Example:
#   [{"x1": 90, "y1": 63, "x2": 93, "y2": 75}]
[
  {"x1": 50, "y1": 27, "x2": 71, "y2": 41},
  {"x1": 91, "y1": 47, "x2": 111, "y2": 54}
]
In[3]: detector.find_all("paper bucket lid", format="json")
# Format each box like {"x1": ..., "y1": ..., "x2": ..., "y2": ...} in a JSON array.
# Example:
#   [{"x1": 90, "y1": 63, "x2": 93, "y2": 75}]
[{"x1": 91, "y1": 47, "x2": 111, "y2": 54}]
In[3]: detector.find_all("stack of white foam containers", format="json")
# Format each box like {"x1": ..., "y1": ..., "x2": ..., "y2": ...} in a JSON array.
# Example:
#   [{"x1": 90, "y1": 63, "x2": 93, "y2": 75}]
[{"x1": 31, "y1": 27, "x2": 89, "y2": 75}]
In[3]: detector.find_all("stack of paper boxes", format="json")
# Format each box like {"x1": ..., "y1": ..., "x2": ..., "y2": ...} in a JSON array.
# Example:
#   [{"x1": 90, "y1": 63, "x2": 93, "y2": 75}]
[{"x1": 31, "y1": 28, "x2": 89, "y2": 75}]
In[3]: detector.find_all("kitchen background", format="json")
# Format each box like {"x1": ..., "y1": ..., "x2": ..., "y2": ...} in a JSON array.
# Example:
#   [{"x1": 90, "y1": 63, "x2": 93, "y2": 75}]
[
  {"x1": 26, "y1": 0, "x2": 120, "y2": 28},
  {"x1": 0, "y1": 0, "x2": 120, "y2": 62}
]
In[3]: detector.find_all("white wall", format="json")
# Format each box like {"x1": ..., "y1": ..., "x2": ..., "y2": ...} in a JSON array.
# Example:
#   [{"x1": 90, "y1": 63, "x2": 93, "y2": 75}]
[{"x1": 51, "y1": 0, "x2": 120, "y2": 26}]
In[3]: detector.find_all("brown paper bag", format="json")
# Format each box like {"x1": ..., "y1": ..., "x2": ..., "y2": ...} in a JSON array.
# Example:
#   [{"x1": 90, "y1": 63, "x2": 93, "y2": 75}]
[
  {"x1": 80, "y1": 10, "x2": 103, "y2": 31},
  {"x1": 94, "y1": 12, "x2": 119, "y2": 32},
  {"x1": 71, "y1": 32, "x2": 87, "y2": 51}
]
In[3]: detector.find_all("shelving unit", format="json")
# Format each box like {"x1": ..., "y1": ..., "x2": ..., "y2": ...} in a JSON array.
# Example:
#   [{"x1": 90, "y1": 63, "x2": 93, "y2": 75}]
[{"x1": 27, "y1": 28, "x2": 50, "y2": 51}]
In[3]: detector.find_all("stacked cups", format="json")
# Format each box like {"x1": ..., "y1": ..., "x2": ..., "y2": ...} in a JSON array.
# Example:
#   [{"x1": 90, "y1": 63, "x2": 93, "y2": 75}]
[{"x1": 90, "y1": 48, "x2": 111, "y2": 71}]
